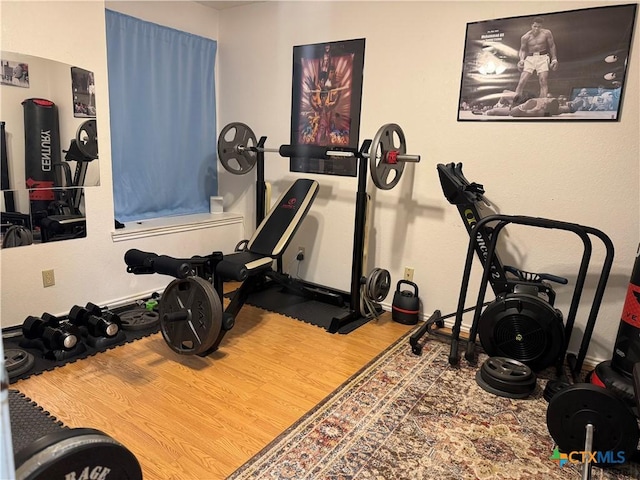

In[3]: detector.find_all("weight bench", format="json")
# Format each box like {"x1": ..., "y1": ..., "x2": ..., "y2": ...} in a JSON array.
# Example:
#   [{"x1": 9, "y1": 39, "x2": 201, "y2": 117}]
[{"x1": 125, "y1": 178, "x2": 319, "y2": 356}]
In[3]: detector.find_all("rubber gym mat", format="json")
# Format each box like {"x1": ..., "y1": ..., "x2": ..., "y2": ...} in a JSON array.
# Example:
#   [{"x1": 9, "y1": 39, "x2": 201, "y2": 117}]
[
  {"x1": 3, "y1": 304, "x2": 160, "y2": 385},
  {"x1": 237, "y1": 284, "x2": 372, "y2": 334},
  {"x1": 8, "y1": 389, "x2": 67, "y2": 455}
]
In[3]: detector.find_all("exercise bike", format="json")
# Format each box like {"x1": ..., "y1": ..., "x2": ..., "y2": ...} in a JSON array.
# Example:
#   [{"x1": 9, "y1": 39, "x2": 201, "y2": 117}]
[{"x1": 410, "y1": 163, "x2": 614, "y2": 381}]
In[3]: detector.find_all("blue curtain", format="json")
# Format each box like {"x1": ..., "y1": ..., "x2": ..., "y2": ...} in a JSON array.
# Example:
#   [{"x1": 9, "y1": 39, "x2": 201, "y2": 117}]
[{"x1": 105, "y1": 10, "x2": 217, "y2": 222}]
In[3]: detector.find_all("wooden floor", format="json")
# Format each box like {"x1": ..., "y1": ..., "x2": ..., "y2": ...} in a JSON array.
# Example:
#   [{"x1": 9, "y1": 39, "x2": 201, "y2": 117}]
[{"x1": 11, "y1": 292, "x2": 413, "y2": 479}]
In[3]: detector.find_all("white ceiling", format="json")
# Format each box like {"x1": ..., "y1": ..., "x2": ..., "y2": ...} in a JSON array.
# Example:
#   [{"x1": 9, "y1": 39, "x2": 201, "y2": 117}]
[{"x1": 196, "y1": 1, "x2": 260, "y2": 9}]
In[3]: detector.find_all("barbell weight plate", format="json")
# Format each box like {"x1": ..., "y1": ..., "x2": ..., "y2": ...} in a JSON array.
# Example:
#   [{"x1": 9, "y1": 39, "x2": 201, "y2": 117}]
[
  {"x1": 75, "y1": 119, "x2": 98, "y2": 159},
  {"x1": 369, "y1": 123, "x2": 406, "y2": 190},
  {"x1": 159, "y1": 276, "x2": 223, "y2": 355},
  {"x1": 481, "y1": 356, "x2": 535, "y2": 383},
  {"x1": 119, "y1": 308, "x2": 160, "y2": 331},
  {"x1": 15, "y1": 428, "x2": 142, "y2": 480},
  {"x1": 546, "y1": 383, "x2": 640, "y2": 463},
  {"x1": 476, "y1": 356, "x2": 537, "y2": 398},
  {"x1": 5, "y1": 348, "x2": 35, "y2": 379},
  {"x1": 217, "y1": 122, "x2": 257, "y2": 175}
]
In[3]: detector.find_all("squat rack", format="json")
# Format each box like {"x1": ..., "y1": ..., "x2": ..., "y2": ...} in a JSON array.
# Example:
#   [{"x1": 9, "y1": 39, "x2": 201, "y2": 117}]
[{"x1": 217, "y1": 122, "x2": 420, "y2": 332}]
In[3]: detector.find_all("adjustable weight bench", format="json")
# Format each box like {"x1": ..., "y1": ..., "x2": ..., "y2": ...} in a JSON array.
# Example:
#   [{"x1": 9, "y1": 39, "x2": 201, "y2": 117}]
[{"x1": 124, "y1": 178, "x2": 319, "y2": 356}]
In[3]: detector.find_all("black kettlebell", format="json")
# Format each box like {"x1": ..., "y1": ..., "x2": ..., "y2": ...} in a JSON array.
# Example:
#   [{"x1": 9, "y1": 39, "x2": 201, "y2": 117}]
[{"x1": 392, "y1": 280, "x2": 420, "y2": 325}]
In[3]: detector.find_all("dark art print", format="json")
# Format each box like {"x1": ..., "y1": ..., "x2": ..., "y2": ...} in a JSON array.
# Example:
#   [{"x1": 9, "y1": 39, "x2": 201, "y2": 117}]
[
  {"x1": 290, "y1": 38, "x2": 365, "y2": 176},
  {"x1": 458, "y1": 4, "x2": 637, "y2": 121}
]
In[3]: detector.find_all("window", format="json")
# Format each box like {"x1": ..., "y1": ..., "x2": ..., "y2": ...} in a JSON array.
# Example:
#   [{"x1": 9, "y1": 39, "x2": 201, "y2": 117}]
[{"x1": 105, "y1": 10, "x2": 217, "y2": 223}]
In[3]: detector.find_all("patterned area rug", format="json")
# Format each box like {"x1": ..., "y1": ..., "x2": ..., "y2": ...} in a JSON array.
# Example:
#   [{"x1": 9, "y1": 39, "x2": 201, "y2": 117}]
[{"x1": 229, "y1": 334, "x2": 640, "y2": 480}]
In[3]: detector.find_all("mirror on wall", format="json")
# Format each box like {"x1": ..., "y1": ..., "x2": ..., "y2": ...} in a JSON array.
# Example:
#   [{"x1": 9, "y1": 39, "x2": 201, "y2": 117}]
[
  {"x1": 1, "y1": 51, "x2": 98, "y2": 248},
  {"x1": 1, "y1": 187, "x2": 88, "y2": 248}
]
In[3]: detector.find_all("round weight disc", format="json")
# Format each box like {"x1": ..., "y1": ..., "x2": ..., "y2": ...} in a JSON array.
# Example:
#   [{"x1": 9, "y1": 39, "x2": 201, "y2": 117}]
[
  {"x1": 5, "y1": 348, "x2": 35, "y2": 379},
  {"x1": 369, "y1": 124, "x2": 406, "y2": 190},
  {"x1": 476, "y1": 357, "x2": 537, "y2": 398},
  {"x1": 547, "y1": 383, "x2": 640, "y2": 462},
  {"x1": 217, "y1": 122, "x2": 257, "y2": 175},
  {"x1": 76, "y1": 119, "x2": 98, "y2": 159},
  {"x1": 119, "y1": 308, "x2": 160, "y2": 331},
  {"x1": 15, "y1": 428, "x2": 142, "y2": 480},
  {"x1": 159, "y1": 276, "x2": 223, "y2": 355}
]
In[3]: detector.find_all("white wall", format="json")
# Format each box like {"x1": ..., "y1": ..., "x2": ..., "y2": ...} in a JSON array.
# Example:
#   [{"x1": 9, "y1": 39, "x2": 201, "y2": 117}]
[
  {"x1": 217, "y1": 1, "x2": 639, "y2": 363},
  {"x1": 0, "y1": 1, "x2": 638, "y2": 366},
  {"x1": 0, "y1": 2, "x2": 242, "y2": 329}
]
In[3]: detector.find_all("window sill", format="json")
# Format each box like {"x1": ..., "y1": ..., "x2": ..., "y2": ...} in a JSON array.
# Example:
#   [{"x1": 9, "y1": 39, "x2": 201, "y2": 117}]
[{"x1": 111, "y1": 212, "x2": 243, "y2": 242}]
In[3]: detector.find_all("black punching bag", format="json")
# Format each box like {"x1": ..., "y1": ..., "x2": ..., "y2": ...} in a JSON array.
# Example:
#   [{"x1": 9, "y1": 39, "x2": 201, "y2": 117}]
[
  {"x1": 611, "y1": 244, "x2": 640, "y2": 377},
  {"x1": 22, "y1": 98, "x2": 60, "y2": 218}
]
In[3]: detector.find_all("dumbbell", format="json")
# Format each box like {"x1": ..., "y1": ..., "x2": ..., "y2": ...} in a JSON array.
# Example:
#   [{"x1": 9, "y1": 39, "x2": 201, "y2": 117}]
[
  {"x1": 84, "y1": 302, "x2": 122, "y2": 327},
  {"x1": 69, "y1": 305, "x2": 120, "y2": 338},
  {"x1": 22, "y1": 316, "x2": 78, "y2": 351}
]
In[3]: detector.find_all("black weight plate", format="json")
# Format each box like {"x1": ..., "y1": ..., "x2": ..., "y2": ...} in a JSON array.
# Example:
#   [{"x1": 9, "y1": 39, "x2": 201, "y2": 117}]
[
  {"x1": 159, "y1": 276, "x2": 222, "y2": 355},
  {"x1": 481, "y1": 356, "x2": 535, "y2": 383},
  {"x1": 543, "y1": 379, "x2": 570, "y2": 403},
  {"x1": 5, "y1": 348, "x2": 35, "y2": 379},
  {"x1": 119, "y1": 308, "x2": 160, "y2": 331},
  {"x1": 370, "y1": 123, "x2": 406, "y2": 190},
  {"x1": 76, "y1": 119, "x2": 98, "y2": 159},
  {"x1": 217, "y1": 122, "x2": 257, "y2": 175},
  {"x1": 547, "y1": 383, "x2": 640, "y2": 461},
  {"x1": 476, "y1": 357, "x2": 537, "y2": 398},
  {"x1": 15, "y1": 428, "x2": 142, "y2": 480}
]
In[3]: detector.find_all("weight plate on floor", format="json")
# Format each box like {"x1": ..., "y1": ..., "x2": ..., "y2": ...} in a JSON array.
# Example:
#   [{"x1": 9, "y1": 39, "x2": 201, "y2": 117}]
[
  {"x1": 76, "y1": 119, "x2": 98, "y2": 159},
  {"x1": 15, "y1": 427, "x2": 142, "y2": 480},
  {"x1": 159, "y1": 276, "x2": 222, "y2": 355},
  {"x1": 217, "y1": 122, "x2": 257, "y2": 175},
  {"x1": 476, "y1": 356, "x2": 537, "y2": 398},
  {"x1": 547, "y1": 383, "x2": 640, "y2": 462},
  {"x1": 119, "y1": 308, "x2": 160, "y2": 331},
  {"x1": 5, "y1": 348, "x2": 35, "y2": 379}
]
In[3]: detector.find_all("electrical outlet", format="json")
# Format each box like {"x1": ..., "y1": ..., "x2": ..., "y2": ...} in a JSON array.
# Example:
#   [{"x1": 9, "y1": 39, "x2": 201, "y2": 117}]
[
  {"x1": 42, "y1": 269, "x2": 55, "y2": 288},
  {"x1": 404, "y1": 267, "x2": 414, "y2": 282},
  {"x1": 296, "y1": 247, "x2": 305, "y2": 261}
]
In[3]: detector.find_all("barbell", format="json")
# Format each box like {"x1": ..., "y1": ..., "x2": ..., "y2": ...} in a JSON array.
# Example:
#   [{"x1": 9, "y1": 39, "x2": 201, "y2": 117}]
[{"x1": 217, "y1": 122, "x2": 420, "y2": 190}]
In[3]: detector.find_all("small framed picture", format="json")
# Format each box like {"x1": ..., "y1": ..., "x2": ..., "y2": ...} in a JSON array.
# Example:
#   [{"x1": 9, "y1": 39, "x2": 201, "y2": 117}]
[
  {"x1": 71, "y1": 67, "x2": 96, "y2": 118},
  {"x1": 0, "y1": 59, "x2": 29, "y2": 88},
  {"x1": 458, "y1": 4, "x2": 637, "y2": 121},
  {"x1": 290, "y1": 38, "x2": 365, "y2": 176}
]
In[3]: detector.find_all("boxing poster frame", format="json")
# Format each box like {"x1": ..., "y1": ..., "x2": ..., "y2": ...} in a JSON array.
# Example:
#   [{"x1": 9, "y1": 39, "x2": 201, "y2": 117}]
[
  {"x1": 457, "y1": 4, "x2": 637, "y2": 122},
  {"x1": 289, "y1": 38, "x2": 365, "y2": 177},
  {"x1": 0, "y1": 59, "x2": 30, "y2": 88},
  {"x1": 71, "y1": 67, "x2": 96, "y2": 118}
]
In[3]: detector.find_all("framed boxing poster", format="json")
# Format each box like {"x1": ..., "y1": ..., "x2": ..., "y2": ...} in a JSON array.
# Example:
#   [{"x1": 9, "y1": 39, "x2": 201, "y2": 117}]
[
  {"x1": 458, "y1": 4, "x2": 637, "y2": 121},
  {"x1": 71, "y1": 67, "x2": 96, "y2": 118},
  {"x1": 290, "y1": 38, "x2": 365, "y2": 176},
  {"x1": 0, "y1": 59, "x2": 29, "y2": 87}
]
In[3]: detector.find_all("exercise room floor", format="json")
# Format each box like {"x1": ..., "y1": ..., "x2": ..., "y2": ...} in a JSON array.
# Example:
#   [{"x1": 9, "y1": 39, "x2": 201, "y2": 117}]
[{"x1": 11, "y1": 296, "x2": 413, "y2": 479}]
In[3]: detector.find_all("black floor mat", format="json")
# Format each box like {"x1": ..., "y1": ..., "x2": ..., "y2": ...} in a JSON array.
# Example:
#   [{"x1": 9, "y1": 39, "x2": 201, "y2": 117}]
[
  {"x1": 238, "y1": 284, "x2": 372, "y2": 334},
  {"x1": 8, "y1": 389, "x2": 67, "y2": 455}
]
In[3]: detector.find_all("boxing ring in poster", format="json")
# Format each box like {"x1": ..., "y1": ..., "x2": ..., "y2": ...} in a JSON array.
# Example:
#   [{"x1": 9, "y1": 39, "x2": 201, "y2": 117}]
[{"x1": 458, "y1": 4, "x2": 637, "y2": 122}]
